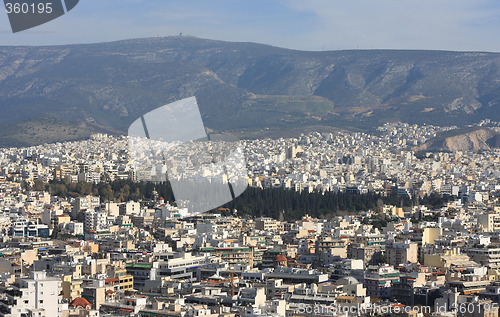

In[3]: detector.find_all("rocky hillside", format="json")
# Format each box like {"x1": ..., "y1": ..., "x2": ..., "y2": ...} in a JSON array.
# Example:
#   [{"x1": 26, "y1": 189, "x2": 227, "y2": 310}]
[
  {"x1": 1, "y1": 36, "x2": 500, "y2": 146},
  {"x1": 417, "y1": 128, "x2": 500, "y2": 152}
]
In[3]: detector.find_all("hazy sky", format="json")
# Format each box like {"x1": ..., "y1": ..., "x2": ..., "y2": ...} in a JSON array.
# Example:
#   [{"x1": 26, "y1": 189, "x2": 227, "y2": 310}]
[{"x1": 1, "y1": 0, "x2": 500, "y2": 52}]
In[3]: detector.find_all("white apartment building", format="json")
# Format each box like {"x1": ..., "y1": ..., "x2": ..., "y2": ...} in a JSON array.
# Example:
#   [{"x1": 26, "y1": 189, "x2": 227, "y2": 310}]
[
  {"x1": 72, "y1": 195, "x2": 100, "y2": 217},
  {"x1": 8, "y1": 271, "x2": 63, "y2": 317},
  {"x1": 84, "y1": 210, "x2": 107, "y2": 232},
  {"x1": 255, "y1": 218, "x2": 278, "y2": 231}
]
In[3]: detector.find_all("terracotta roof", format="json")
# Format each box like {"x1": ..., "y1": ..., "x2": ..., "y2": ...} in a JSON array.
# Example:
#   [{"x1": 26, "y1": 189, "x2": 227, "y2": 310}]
[
  {"x1": 105, "y1": 277, "x2": 119, "y2": 283},
  {"x1": 70, "y1": 297, "x2": 92, "y2": 309},
  {"x1": 392, "y1": 303, "x2": 406, "y2": 308},
  {"x1": 274, "y1": 254, "x2": 288, "y2": 262}
]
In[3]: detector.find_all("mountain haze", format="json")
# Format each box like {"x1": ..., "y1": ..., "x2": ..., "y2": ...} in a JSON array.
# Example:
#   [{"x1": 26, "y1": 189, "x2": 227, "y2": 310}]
[{"x1": 1, "y1": 36, "x2": 500, "y2": 146}]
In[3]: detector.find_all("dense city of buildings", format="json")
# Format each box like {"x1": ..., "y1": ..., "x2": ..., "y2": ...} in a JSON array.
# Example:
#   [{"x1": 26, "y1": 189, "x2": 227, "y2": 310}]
[{"x1": 1, "y1": 122, "x2": 500, "y2": 316}]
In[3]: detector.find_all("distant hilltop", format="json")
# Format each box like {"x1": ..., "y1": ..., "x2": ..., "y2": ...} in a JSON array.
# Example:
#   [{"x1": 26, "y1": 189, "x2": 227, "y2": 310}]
[
  {"x1": 1, "y1": 36, "x2": 500, "y2": 146},
  {"x1": 416, "y1": 127, "x2": 500, "y2": 152}
]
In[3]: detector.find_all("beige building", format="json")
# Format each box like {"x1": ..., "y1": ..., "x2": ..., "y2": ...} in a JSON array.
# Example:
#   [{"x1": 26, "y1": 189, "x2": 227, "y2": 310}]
[
  {"x1": 422, "y1": 227, "x2": 442, "y2": 245},
  {"x1": 424, "y1": 248, "x2": 478, "y2": 268},
  {"x1": 316, "y1": 237, "x2": 347, "y2": 263},
  {"x1": 478, "y1": 213, "x2": 500, "y2": 232},
  {"x1": 383, "y1": 205, "x2": 404, "y2": 218},
  {"x1": 61, "y1": 275, "x2": 83, "y2": 301},
  {"x1": 347, "y1": 243, "x2": 383, "y2": 266},
  {"x1": 255, "y1": 217, "x2": 279, "y2": 231},
  {"x1": 201, "y1": 247, "x2": 254, "y2": 267},
  {"x1": 107, "y1": 267, "x2": 134, "y2": 291},
  {"x1": 386, "y1": 241, "x2": 418, "y2": 266}
]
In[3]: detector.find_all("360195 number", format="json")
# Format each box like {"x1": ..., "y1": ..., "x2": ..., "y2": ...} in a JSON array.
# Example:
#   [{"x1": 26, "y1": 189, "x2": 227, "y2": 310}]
[{"x1": 5, "y1": 2, "x2": 53, "y2": 14}]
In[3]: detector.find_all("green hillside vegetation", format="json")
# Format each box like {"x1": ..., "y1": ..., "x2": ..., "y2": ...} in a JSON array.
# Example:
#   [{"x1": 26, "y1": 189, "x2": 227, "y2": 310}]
[{"x1": 0, "y1": 117, "x2": 93, "y2": 147}]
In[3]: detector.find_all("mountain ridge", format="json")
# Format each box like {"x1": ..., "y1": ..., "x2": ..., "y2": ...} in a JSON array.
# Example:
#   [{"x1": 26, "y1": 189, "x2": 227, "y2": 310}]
[{"x1": 1, "y1": 36, "x2": 500, "y2": 146}]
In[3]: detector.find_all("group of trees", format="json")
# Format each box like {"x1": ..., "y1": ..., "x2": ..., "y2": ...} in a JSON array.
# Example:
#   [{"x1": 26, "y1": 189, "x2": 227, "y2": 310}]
[
  {"x1": 31, "y1": 178, "x2": 175, "y2": 203},
  {"x1": 30, "y1": 178, "x2": 450, "y2": 221},
  {"x1": 223, "y1": 187, "x2": 450, "y2": 221},
  {"x1": 225, "y1": 188, "x2": 382, "y2": 220}
]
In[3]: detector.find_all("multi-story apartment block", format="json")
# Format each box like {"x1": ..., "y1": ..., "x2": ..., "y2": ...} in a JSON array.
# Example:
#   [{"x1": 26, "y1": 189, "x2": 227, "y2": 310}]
[
  {"x1": 255, "y1": 217, "x2": 279, "y2": 231},
  {"x1": 201, "y1": 247, "x2": 254, "y2": 267},
  {"x1": 478, "y1": 213, "x2": 500, "y2": 232},
  {"x1": 364, "y1": 265, "x2": 400, "y2": 299},
  {"x1": 84, "y1": 210, "x2": 108, "y2": 232},
  {"x1": 6, "y1": 271, "x2": 63, "y2": 317},
  {"x1": 385, "y1": 241, "x2": 418, "y2": 266},
  {"x1": 347, "y1": 243, "x2": 383, "y2": 266},
  {"x1": 465, "y1": 246, "x2": 500, "y2": 269}
]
